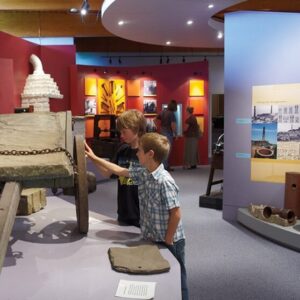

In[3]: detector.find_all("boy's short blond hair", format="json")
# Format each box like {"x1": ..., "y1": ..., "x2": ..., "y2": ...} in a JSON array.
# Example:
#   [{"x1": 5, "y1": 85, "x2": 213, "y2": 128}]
[
  {"x1": 139, "y1": 133, "x2": 170, "y2": 163},
  {"x1": 116, "y1": 109, "x2": 146, "y2": 137}
]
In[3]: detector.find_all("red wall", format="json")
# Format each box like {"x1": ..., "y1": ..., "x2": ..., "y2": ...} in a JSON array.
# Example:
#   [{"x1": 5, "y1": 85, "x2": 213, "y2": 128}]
[
  {"x1": 41, "y1": 45, "x2": 76, "y2": 112},
  {"x1": 0, "y1": 58, "x2": 16, "y2": 113},
  {"x1": 72, "y1": 62, "x2": 209, "y2": 165}
]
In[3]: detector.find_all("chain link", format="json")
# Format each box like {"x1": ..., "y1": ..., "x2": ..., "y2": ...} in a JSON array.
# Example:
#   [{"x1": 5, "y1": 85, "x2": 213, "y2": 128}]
[{"x1": 0, "y1": 147, "x2": 78, "y2": 174}]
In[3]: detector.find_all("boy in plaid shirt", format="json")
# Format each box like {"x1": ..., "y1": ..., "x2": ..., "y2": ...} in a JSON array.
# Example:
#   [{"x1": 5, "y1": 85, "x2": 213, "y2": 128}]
[{"x1": 85, "y1": 132, "x2": 188, "y2": 300}]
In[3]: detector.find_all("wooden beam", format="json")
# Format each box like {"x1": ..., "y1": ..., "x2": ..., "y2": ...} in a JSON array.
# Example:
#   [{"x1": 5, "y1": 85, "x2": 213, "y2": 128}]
[
  {"x1": 0, "y1": 0, "x2": 104, "y2": 11},
  {"x1": 0, "y1": 182, "x2": 22, "y2": 274},
  {"x1": 0, "y1": 11, "x2": 112, "y2": 37}
]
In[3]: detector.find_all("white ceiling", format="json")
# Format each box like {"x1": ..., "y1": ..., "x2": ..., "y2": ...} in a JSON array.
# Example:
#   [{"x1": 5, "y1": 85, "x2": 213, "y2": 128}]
[{"x1": 101, "y1": 0, "x2": 246, "y2": 48}]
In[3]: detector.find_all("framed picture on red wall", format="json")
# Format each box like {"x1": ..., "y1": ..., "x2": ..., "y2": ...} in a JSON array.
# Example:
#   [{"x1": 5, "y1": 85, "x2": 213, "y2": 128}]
[
  {"x1": 85, "y1": 97, "x2": 97, "y2": 115},
  {"x1": 144, "y1": 99, "x2": 157, "y2": 114},
  {"x1": 143, "y1": 80, "x2": 157, "y2": 96}
]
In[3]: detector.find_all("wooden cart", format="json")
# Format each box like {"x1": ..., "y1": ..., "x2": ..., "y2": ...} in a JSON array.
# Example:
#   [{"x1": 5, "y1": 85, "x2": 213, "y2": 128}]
[{"x1": 0, "y1": 111, "x2": 88, "y2": 273}]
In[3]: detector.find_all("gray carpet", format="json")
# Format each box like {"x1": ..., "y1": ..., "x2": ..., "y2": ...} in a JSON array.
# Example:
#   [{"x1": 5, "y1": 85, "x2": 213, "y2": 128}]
[{"x1": 80, "y1": 164, "x2": 300, "y2": 300}]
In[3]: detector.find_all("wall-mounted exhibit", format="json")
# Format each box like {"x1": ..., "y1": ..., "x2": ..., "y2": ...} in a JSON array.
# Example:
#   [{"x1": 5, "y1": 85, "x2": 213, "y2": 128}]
[{"x1": 72, "y1": 61, "x2": 209, "y2": 166}]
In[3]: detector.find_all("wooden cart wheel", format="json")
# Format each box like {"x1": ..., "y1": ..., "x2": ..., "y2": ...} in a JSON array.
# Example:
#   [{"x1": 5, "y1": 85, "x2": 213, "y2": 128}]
[{"x1": 73, "y1": 135, "x2": 89, "y2": 233}]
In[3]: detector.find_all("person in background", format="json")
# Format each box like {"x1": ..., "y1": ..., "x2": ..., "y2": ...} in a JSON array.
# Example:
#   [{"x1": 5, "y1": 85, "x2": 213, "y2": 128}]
[
  {"x1": 183, "y1": 106, "x2": 201, "y2": 169},
  {"x1": 90, "y1": 109, "x2": 146, "y2": 227},
  {"x1": 85, "y1": 132, "x2": 188, "y2": 300},
  {"x1": 154, "y1": 99, "x2": 177, "y2": 171}
]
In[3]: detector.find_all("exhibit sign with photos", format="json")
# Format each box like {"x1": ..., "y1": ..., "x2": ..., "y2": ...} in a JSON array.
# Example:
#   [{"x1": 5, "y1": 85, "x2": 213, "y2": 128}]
[{"x1": 251, "y1": 83, "x2": 300, "y2": 183}]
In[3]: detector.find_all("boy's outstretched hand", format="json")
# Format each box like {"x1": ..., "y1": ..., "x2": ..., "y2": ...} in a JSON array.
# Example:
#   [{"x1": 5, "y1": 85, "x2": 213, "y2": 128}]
[{"x1": 84, "y1": 141, "x2": 97, "y2": 161}]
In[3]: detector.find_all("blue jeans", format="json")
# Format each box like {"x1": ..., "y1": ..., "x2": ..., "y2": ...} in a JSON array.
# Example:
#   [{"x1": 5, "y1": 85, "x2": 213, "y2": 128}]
[{"x1": 165, "y1": 239, "x2": 189, "y2": 300}]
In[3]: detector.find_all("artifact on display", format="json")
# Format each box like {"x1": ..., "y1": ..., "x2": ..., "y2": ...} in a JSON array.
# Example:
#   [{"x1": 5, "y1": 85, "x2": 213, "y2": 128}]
[
  {"x1": 248, "y1": 204, "x2": 297, "y2": 226},
  {"x1": 21, "y1": 54, "x2": 63, "y2": 112}
]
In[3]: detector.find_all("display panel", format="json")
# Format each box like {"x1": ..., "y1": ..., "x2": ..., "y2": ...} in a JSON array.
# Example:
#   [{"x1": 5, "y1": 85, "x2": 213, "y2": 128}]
[
  {"x1": 251, "y1": 83, "x2": 300, "y2": 183},
  {"x1": 127, "y1": 79, "x2": 141, "y2": 96},
  {"x1": 97, "y1": 78, "x2": 125, "y2": 114},
  {"x1": 189, "y1": 80, "x2": 204, "y2": 97}
]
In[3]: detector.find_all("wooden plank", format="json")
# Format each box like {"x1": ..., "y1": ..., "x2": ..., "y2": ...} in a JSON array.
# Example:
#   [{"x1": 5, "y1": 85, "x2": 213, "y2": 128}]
[
  {"x1": 0, "y1": 182, "x2": 21, "y2": 274},
  {"x1": 74, "y1": 135, "x2": 89, "y2": 233},
  {"x1": 65, "y1": 111, "x2": 73, "y2": 155}
]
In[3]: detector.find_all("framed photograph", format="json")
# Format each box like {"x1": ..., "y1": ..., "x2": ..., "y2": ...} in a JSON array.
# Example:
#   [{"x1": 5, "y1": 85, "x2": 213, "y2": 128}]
[
  {"x1": 146, "y1": 117, "x2": 157, "y2": 133},
  {"x1": 85, "y1": 97, "x2": 97, "y2": 115},
  {"x1": 143, "y1": 80, "x2": 157, "y2": 96},
  {"x1": 144, "y1": 99, "x2": 157, "y2": 114}
]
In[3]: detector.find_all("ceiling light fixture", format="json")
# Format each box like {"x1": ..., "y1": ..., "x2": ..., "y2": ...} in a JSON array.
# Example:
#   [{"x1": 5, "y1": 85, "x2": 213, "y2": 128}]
[
  {"x1": 166, "y1": 41, "x2": 171, "y2": 45},
  {"x1": 69, "y1": 8, "x2": 78, "y2": 13},
  {"x1": 208, "y1": 4, "x2": 214, "y2": 9},
  {"x1": 118, "y1": 20, "x2": 125, "y2": 26},
  {"x1": 186, "y1": 20, "x2": 193, "y2": 26},
  {"x1": 217, "y1": 31, "x2": 223, "y2": 39},
  {"x1": 80, "y1": 0, "x2": 90, "y2": 15}
]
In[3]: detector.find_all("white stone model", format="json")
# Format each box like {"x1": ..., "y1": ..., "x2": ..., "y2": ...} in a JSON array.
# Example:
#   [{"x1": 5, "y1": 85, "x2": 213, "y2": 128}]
[{"x1": 21, "y1": 54, "x2": 63, "y2": 112}]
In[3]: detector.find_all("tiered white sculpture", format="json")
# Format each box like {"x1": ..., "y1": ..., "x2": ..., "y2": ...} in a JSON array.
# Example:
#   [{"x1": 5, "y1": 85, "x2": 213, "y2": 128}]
[{"x1": 21, "y1": 54, "x2": 63, "y2": 112}]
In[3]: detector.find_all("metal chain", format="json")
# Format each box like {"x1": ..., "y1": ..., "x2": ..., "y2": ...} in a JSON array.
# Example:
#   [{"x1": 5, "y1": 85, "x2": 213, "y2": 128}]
[{"x1": 0, "y1": 147, "x2": 78, "y2": 174}]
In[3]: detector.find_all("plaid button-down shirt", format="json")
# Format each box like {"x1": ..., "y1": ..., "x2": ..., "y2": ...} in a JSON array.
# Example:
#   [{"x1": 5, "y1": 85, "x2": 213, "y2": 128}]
[{"x1": 129, "y1": 163, "x2": 185, "y2": 242}]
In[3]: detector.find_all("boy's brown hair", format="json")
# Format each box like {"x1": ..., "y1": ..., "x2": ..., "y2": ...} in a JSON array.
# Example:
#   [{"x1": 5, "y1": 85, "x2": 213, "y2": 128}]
[
  {"x1": 116, "y1": 109, "x2": 146, "y2": 137},
  {"x1": 139, "y1": 132, "x2": 170, "y2": 163}
]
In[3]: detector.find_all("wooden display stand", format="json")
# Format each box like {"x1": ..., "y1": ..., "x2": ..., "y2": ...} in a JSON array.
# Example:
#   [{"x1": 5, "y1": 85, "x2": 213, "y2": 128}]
[{"x1": 199, "y1": 152, "x2": 223, "y2": 210}]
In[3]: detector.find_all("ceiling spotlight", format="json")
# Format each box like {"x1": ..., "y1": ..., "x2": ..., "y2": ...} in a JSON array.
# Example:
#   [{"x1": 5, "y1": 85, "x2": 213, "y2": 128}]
[
  {"x1": 208, "y1": 4, "x2": 214, "y2": 9},
  {"x1": 103, "y1": 69, "x2": 108, "y2": 74},
  {"x1": 186, "y1": 20, "x2": 193, "y2": 26},
  {"x1": 80, "y1": 0, "x2": 90, "y2": 15},
  {"x1": 118, "y1": 20, "x2": 125, "y2": 26},
  {"x1": 69, "y1": 8, "x2": 78, "y2": 13},
  {"x1": 217, "y1": 31, "x2": 223, "y2": 39},
  {"x1": 166, "y1": 41, "x2": 171, "y2": 45}
]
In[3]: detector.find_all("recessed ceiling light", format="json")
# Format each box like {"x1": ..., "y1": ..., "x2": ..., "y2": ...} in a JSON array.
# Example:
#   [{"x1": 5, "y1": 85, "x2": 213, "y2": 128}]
[
  {"x1": 187, "y1": 20, "x2": 193, "y2": 26},
  {"x1": 69, "y1": 8, "x2": 78, "y2": 13},
  {"x1": 217, "y1": 31, "x2": 223, "y2": 39},
  {"x1": 118, "y1": 20, "x2": 125, "y2": 26},
  {"x1": 208, "y1": 4, "x2": 214, "y2": 9},
  {"x1": 166, "y1": 41, "x2": 171, "y2": 45}
]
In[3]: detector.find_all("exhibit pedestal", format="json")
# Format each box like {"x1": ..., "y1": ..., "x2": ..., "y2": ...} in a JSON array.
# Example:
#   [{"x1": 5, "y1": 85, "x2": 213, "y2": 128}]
[
  {"x1": 199, "y1": 192, "x2": 223, "y2": 210},
  {"x1": 237, "y1": 208, "x2": 300, "y2": 252}
]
